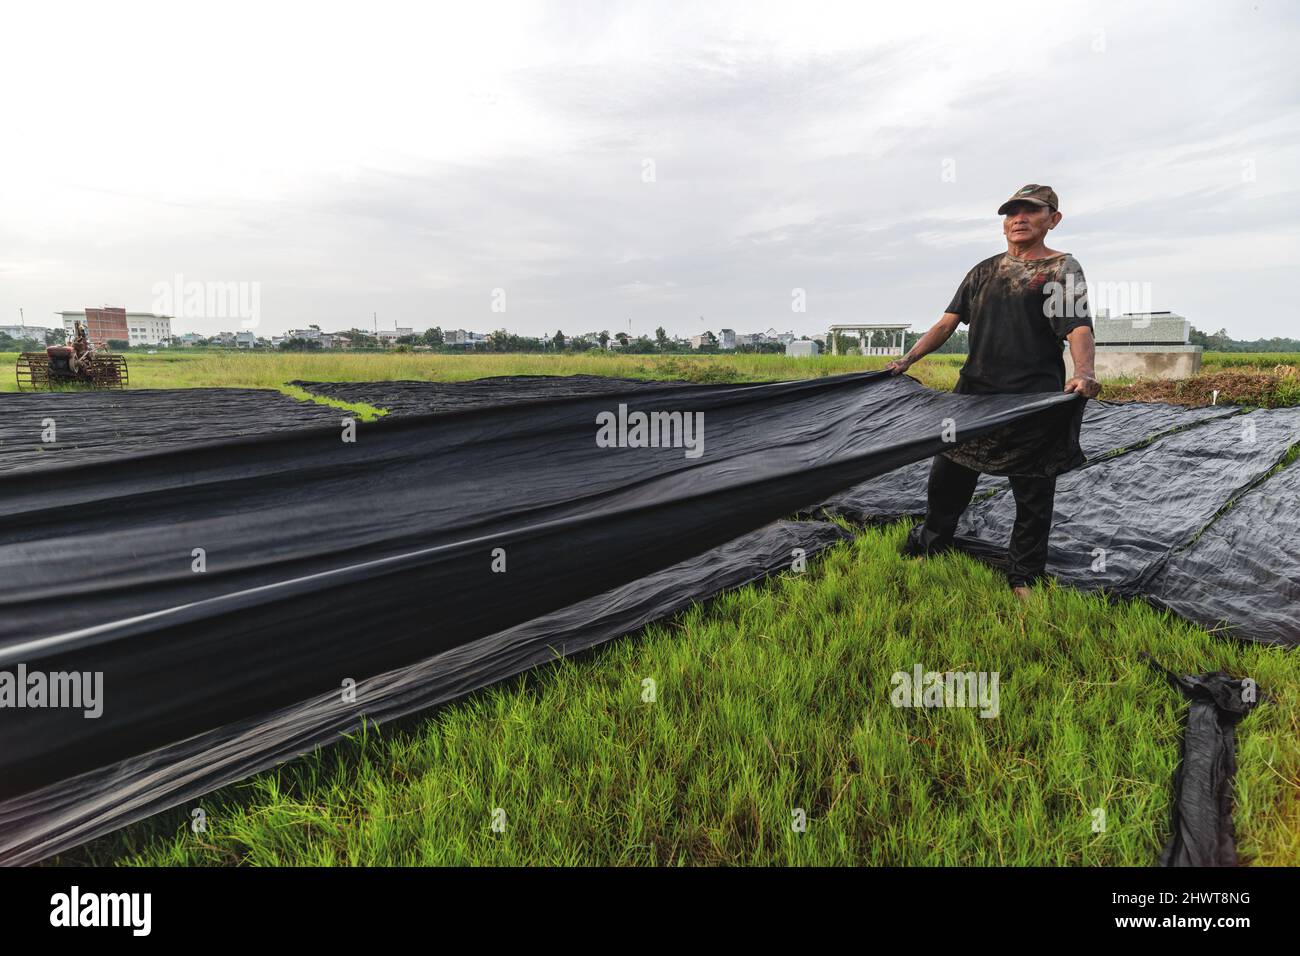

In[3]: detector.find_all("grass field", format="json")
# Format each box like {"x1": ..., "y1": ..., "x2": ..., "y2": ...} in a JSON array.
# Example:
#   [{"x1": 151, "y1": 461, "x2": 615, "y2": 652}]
[{"x1": 7, "y1": 350, "x2": 1296, "y2": 866}]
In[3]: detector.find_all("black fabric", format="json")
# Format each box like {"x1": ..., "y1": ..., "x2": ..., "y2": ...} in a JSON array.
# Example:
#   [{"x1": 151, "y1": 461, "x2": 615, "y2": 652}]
[
  {"x1": 1148, "y1": 460, "x2": 1300, "y2": 647},
  {"x1": 1142, "y1": 654, "x2": 1263, "y2": 867},
  {"x1": 0, "y1": 519, "x2": 849, "y2": 866},
  {"x1": 804, "y1": 399, "x2": 1237, "y2": 526},
  {"x1": 1077, "y1": 400, "x2": 1239, "y2": 461},
  {"x1": 291, "y1": 374, "x2": 689, "y2": 416},
  {"x1": 954, "y1": 407, "x2": 1300, "y2": 609},
  {"x1": 0, "y1": 388, "x2": 341, "y2": 473},
  {"x1": 0, "y1": 371, "x2": 1081, "y2": 800}
]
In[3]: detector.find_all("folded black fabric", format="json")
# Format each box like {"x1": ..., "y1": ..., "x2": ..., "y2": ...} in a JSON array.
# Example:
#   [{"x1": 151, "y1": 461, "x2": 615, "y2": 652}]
[
  {"x1": 0, "y1": 519, "x2": 849, "y2": 866},
  {"x1": 1142, "y1": 654, "x2": 1263, "y2": 866},
  {"x1": 0, "y1": 371, "x2": 1080, "y2": 799}
]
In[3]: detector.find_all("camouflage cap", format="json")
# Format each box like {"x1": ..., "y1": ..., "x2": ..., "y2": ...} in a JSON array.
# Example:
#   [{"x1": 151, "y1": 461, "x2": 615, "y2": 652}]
[{"x1": 997, "y1": 184, "x2": 1059, "y2": 215}]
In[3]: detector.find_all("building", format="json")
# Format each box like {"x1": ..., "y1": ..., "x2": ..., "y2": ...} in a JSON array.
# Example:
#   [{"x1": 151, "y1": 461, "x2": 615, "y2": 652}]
[
  {"x1": 0, "y1": 325, "x2": 52, "y2": 342},
  {"x1": 177, "y1": 332, "x2": 206, "y2": 347},
  {"x1": 786, "y1": 339, "x2": 821, "y2": 358},
  {"x1": 719, "y1": 328, "x2": 736, "y2": 350},
  {"x1": 1066, "y1": 311, "x2": 1202, "y2": 380},
  {"x1": 827, "y1": 322, "x2": 910, "y2": 356},
  {"x1": 59, "y1": 309, "x2": 171, "y2": 347},
  {"x1": 377, "y1": 327, "x2": 415, "y2": 345},
  {"x1": 286, "y1": 328, "x2": 322, "y2": 342},
  {"x1": 444, "y1": 329, "x2": 488, "y2": 347},
  {"x1": 234, "y1": 331, "x2": 258, "y2": 349}
]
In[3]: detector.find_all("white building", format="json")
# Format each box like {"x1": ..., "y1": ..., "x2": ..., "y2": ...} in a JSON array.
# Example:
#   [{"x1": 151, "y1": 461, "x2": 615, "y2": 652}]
[
  {"x1": 786, "y1": 339, "x2": 821, "y2": 358},
  {"x1": 719, "y1": 328, "x2": 736, "y2": 350},
  {"x1": 0, "y1": 324, "x2": 52, "y2": 341},
  {"x1": 377, "y1": 327, "x2": 415, "y2": 345},
  {"x1": 234, "y1": 331, "x2": 258, "y2": 349},
  {"x1": 60, "y1": 311, "x2": 172, "y2": 347}
]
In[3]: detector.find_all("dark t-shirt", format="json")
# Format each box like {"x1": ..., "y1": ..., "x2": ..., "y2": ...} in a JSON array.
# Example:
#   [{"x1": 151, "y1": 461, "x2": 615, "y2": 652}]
[{"x1": 941, "y1": 251, "x2": 1093, "y2": 477}]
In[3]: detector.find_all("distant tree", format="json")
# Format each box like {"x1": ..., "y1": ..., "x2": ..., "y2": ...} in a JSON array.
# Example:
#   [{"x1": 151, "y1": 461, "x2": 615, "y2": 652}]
[
  {"x1": 279, "y1": 337, "x2": 322, "y2": 351},
  {"x1": 347, "y1": 328, "x2": 379, "y2": 349},
  {"x1": 598, "y1": 330, "x2": 610, "y2": 349},
  {"x1": 46, "y1": 328, "x2": 66, "y2": 346},
  {"x1": 422, "y1": 326, "x2": 444, "y2": 347},
  {"x1": 107, "y1": 339, "x2": 130, "y2": 350},
  {"x1": 552, "y1": 330, "x2": 566, "y2": 351},
  {"x1": 655, "y1": 326, "x2": 670, "y2": 351}
]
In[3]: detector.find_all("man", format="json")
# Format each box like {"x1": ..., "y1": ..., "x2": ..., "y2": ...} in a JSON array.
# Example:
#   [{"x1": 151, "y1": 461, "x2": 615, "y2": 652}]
[{"x1": 886, "y1": 184, "x2": 1101, "y2": 599}]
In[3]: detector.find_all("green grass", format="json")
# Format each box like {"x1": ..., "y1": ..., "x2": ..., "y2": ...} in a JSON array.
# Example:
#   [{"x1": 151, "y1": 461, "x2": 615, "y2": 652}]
[
  {"x1": 0, "y1": 349, "x2": 965, "y2": 393},
  {"x1": 1202, "y1": 352, "x2": 1300, "y2": 370},
  {"x1": 61, "y1": 523, "x2": 1298, "y2": 866}
]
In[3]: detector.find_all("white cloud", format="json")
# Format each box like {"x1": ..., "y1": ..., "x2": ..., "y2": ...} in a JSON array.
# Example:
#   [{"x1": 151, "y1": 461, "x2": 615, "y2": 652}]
[{"x1": 0, "y1": 0, "x2": 1296, "y2": 338}]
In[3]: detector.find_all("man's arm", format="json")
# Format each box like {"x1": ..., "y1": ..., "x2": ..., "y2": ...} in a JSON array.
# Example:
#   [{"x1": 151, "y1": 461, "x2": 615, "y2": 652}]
[
  {"x1": 885, "y1": 312, "x2": 961, "y2": 374},
  {"x1": 1064, "y1": 325, "x2": 1101, "y2": 398}
]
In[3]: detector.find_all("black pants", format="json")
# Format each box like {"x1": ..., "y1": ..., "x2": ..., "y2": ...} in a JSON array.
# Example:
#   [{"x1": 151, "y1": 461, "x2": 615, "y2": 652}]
[{"x1": 907, "y1": 455, "x2": 1057, "y2": 588}]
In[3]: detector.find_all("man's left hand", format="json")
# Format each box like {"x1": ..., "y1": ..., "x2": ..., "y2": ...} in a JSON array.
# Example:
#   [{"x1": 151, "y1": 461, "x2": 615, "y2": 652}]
[{"x1": 1064, "y1": 375, "x2": 1101, "y2": 399}]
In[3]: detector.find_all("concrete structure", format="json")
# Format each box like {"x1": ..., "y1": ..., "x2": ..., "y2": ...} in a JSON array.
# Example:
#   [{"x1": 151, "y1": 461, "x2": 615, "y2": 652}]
[
  {"x1": 786, "y1": 339, "x2": 821, "y2": 358},
  {"x1": 689, "y1": 332, "x2": 715, "y2": 349},
  {"x1": 60, "y1": 309, "x2": 171, "y2": 347},
  {"x1": 445, "y1": 329, "x2": 487, "y2": 347},
  {"x1": 377, "y1": 327, "x2": 414, "y2": 345},
  {"x1": 828, "y1": 322, "x2": 909, "y2": 356},
  {"x1": 1066, "y1": 311, "x2": 1203, "y2": 380},
  {"x1": 0, "y1": 324, "x2": 53, "y2": 342},
  {"x1": 719, "y1": 328, "x2": 736, "y2": 350},
  {"x1": 234, "y1": 331, "x2": 258, "y2": 349}
]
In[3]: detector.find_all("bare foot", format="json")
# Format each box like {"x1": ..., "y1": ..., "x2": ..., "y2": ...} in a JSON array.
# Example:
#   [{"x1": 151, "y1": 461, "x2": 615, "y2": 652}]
[{"x1": 1012, "y1": 585, "x2": 1031, "y2": 601}]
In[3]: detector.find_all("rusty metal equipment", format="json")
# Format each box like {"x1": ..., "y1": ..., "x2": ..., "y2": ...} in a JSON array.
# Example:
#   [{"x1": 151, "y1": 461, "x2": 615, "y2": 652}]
[{"x1": 16, "y1": 344, "x2": 129, "y2": 391}]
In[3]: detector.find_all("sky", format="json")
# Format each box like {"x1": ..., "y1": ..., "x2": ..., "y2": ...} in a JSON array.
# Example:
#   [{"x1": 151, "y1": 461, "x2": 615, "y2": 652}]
[{"x1": 1, "y1": 0, "x2": 1296, "y2": 340}]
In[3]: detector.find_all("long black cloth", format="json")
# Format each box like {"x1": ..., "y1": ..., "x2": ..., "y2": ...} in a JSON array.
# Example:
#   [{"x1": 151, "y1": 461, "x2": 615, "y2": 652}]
[
  {"x1": 0, "y1": 372, "x2": 1080, "y2": 797},
  {"x1": 0, "y1": 519, "x2": 849, "y2": 865},
  {"x1": 803, "y1": 399, "x2": 1237, "y2": 525}
]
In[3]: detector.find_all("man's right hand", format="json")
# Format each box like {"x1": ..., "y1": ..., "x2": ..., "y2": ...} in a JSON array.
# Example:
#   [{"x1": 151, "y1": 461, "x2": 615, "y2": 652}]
[{"x1": 885, "y1": 356, "x2": 913, "y2": 375}]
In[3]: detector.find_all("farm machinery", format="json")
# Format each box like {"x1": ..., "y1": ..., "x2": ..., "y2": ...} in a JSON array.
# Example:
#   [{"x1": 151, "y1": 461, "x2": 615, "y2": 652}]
[{"x1": 16, "y1": 321, "x2": 129, "y2": 391}]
